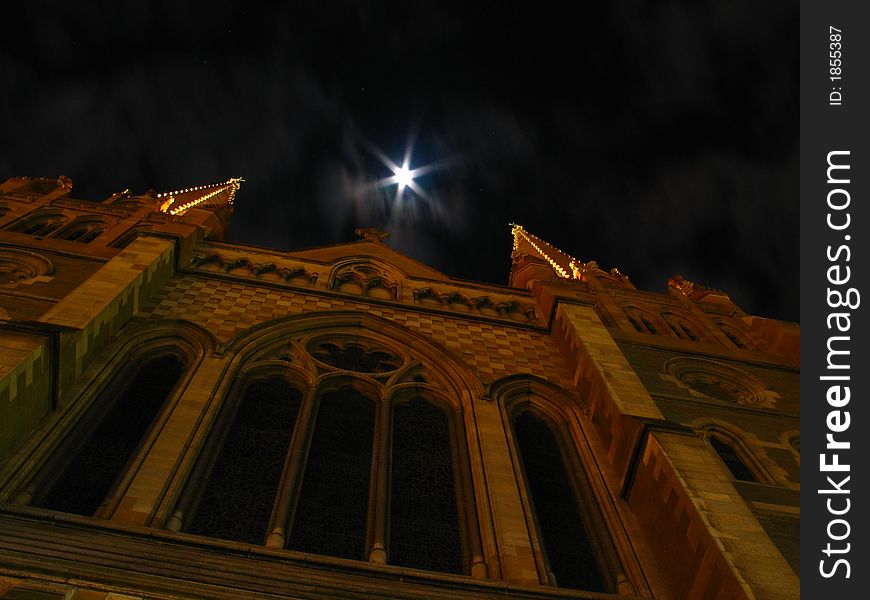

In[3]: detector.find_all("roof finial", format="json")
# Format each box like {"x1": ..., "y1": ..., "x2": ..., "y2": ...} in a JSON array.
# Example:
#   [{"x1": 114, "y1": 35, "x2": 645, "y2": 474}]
[{"x1": 355, "y1": 227, "x2": 390, "y2": 243}]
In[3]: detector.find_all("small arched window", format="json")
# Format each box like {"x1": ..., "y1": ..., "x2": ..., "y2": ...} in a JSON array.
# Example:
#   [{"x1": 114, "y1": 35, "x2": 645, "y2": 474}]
[
  {"x1": 511, "y1": 409, "x2": 607, "y2": 591},
  {"x1": 662, "y1": 313, "x2": 699, "y2": 341},
  {"x1": 186, "y1": 376, "x2": 302, "y2": 544},
  {"x1": 624, "y1": 307, "x2": 661, "y2": 335},
  {"x1": 715, "y1": 320, "x2": 753, "y2": 350},
  {"x1": 35, "y1": 352, "x2": 186, "y2": 516},
  {"x1": 55, "y1": 218, "x2": 110, "y2": 243},
  {"x1": 708, "y1": 436, "x2": 757, "y2": 482},
  {"x1": 11, "y1": 213, "x2": 69, "y2": 237}
]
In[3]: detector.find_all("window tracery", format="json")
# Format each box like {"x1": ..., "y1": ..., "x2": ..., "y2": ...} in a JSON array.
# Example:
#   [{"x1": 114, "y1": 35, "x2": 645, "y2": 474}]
[
  {"x1": 331, "y1": 261, "x2": 399, "y2": 300},
  {"x1": 308, "y1": 341, "x2": 400, "y2": 373},
  {"x1": 175, "y1": 323, "x2": 482, "y2": 578},
  {"x1": 664, "y1": 357, "x2": 779, "y2": 408}
]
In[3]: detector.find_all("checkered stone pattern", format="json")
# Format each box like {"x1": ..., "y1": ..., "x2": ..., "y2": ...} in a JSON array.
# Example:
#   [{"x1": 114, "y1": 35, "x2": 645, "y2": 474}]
[{"x1": 141, "y1": 275, "x2": 574, "y2": 387}]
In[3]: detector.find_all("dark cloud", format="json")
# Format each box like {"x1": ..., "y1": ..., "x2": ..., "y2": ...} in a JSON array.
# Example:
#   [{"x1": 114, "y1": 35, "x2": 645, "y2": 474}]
[{"x1": 0, "y1": 1, "x2": 797, "y2": 320}]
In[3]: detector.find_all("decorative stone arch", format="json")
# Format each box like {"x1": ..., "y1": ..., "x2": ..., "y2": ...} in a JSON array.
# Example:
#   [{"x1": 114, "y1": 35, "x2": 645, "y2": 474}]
[
  {"x1": 311, "y1": 369, "x2": 386, "y2": 401},
  {"x1": 663, "y1": 356, "x2": 780, "y2": 408},
  {"x1": 660, "y1": 309, "x2": 709, "y2": 342},
  {"x1": 490, "y1": 375, "x2": 641, "y2": 595},
  {"x1": 222, "y1": 312, "x2": 486, "y2": 402},
  {"x1": 53, "y1": 215, "x2": 116, "y2": 243},
  {"x1": 622, "y1": 303, "x2": 667, "y2": 335},
  {"x1": 233, "y1": 358, "x2": 316, "y2": 394},
  {"x1": 7, "y1": 319, "x2": 212, "y2": 515},
  {"x1": 713, "y1": 317, "x2": 757, "y2": 350},
  {"x1": 8, "y1": 210, "x2": 73, "y2": 237},
  {"x1": 0, "y1": 248, "x2": 55, "y2": 285},
  {"x1": 328, "y1": 257, "x2": 404, "y2": 301},
  {"x1": 171, "y1": 311, "x2": 491, "y2": 575},
  {"x1": 190, "y1": 253, "x2": 226, "y2": 272},
  {"x1": 690, "y1": 417, "x2": 792, "y2": 487}
]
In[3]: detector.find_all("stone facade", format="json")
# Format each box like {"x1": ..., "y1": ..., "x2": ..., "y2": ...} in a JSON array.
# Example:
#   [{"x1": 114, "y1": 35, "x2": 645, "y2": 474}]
[{"x1": 0, "y1": 176, "x2": 799, "y2": 599}]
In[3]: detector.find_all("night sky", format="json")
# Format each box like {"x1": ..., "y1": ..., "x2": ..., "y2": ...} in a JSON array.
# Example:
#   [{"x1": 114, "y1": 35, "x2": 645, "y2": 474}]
[{"x1": 0, "y1": 2, "x2": 798, "y2": 321}]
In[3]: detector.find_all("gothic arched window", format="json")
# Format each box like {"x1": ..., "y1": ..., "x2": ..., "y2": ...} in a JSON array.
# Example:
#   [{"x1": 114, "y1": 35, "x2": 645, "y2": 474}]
[
  {"x1": 389, "y1": 396, "x2": 463, "y2": 573},
  {"x1": 624, "y1": 306, "x2": 662, "y2": 335},
  {"x1": 185, "y1": 376, "x2": 302, "y2": 544},
  {"x1": 55, "y1": 218, "x2": 110, "y2": 243},
  {"x1": 662, "y1": 312, "x2": 699, "y2": 341},
  {"x1": 171, "y1": 329, "x2": 484, "y2": 577},
  {"x1": 511, "y1": 409, "x2": 606, "y2": 591},
  {"x1": 287, "y1": 387, "x2": 376, "y2": 559},
  {"x1": 708, "y1": 436, "x2": 757, "y2": 482},
  {"x1": 35, "y1": 352, "x2": 186, "y2": 516},
  {"x1": 715, "y1": 319, "x2": 753, "y2": 350},
  {"x1": 11, "y1": 212, "x2": 69, "y2": 237}
]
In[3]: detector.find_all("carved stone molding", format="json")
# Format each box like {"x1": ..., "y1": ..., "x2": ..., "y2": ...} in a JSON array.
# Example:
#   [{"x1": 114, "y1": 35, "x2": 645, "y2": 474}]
[{"x1": 662, "y1": 357, "x2": 779, "y2": 408}]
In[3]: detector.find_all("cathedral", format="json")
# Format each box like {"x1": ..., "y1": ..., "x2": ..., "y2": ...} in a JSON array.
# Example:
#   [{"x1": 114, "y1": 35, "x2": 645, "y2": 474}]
[{"x1": 0, "y1": 176, "x2": 799, "y2": 599}]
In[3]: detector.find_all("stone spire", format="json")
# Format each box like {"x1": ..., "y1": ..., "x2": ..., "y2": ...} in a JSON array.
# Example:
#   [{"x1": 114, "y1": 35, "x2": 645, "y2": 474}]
[
  {"x1": 510, "y1": 223, "x2": 580, "y2": 280},
  {"x1": 156, "y1": 178, "x2": 244, "y2": 216}
]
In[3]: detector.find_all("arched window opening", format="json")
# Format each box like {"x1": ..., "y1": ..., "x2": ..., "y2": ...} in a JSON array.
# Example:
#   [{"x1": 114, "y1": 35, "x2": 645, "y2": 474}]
[
  {"x1": 640, "y1": 316, "x2": 658, "y2": 335},
  {"x1": 13, "y1": 214, "x2": 68, "y2": 237},
  {"x1": 681, "y1": 323, "x2": 698, "y2": 341},
  {"x1": 389, "y1": 396, "x2": 463, "y2": 574},
  {"x1": 288, "y1": 388, "x2": 375, "y2": 560},
  {"x1": 186, "y1": 377, "x2": 301, "y2": 544},
  {"x1": 708, "y1": 437, "x2": 757, "y2": 482},
  {"x1": 716, "y1": 321, "x2": 750, "y2": 349},
  {"x1": 627, "y1": 315, "x2": 644, "y2": 333},
  {"x1": 37, "y1": 354, "x2": 185, "y2": 516},
  {"x1": 59, "y1": 220, "x2": 107, "y2": 243},
  {"x1": 512, "y1": 410, "x2": 606, "y2": 591},
  {"x1": 663, "y1": 314, "x2": 699, "y2": 341}
]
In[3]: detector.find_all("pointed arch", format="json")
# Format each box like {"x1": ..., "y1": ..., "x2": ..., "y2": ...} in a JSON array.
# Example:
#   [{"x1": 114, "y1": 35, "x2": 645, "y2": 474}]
[
  {"x1": 660, "y1": 310, "x2": 708, "y2": 342},
  {"x1": 222, "y1": 312, "x2": 486, "y2": 402},
  {"x1": 714, "y1": 318, "x2": 756, "y2": 350},
  {"x1": 327, "y1": 257, "x2": 405, "y2": 301},
  {"x1": 490, "y1": 375, "x2": 635, "y2": 593},
  {"x1": 690, "y1": 418, "x2": 791, "y2": 486},
  {"x1": 53, "y1": 216, "x2": 115, "y2": 243},
  {"x1": 20, "y1": 320, "x2": 213, "y2": 517},
  {"x1": 8, "y1": 210, "x2": 72, "y2": 237},
  {"x1": 622, "y1": 304, "x2": 666, "y2": 335},
  {"x1": 170, "y1": 312, "x2": 489, "y2": 576}
]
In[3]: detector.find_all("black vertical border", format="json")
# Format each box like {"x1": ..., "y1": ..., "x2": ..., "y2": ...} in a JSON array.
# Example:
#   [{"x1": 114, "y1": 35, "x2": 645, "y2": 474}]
[{"x1": 801, "y1": 0, "x2": 870, "y2": 595}]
